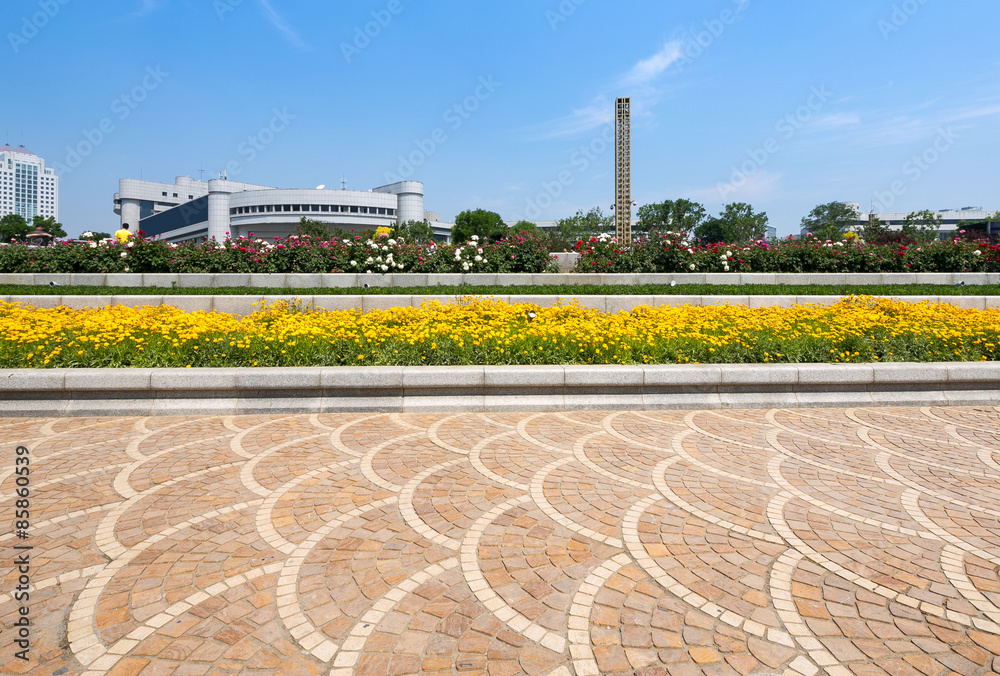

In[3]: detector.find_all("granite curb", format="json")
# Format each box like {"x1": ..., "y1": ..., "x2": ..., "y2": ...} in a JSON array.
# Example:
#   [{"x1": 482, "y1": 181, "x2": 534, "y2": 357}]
[
  {"x1": 1, "y1": 363, "x2": 998, "y2": 417},
  {"x1": 2, "y1": 272, "x2": 998, "y2": 288}
]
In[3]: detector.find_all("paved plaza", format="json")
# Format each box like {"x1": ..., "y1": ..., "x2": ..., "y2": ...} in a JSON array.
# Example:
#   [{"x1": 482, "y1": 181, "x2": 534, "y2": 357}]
[{"x1": 2, "y1": 406, "x2": 1000, "y2": 676}]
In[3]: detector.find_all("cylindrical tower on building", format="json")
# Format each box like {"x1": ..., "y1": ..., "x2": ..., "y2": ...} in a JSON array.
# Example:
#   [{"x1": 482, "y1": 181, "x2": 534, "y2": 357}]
[
  {"x1": 120, "y1": 200, "x2": 141, "y2": 228},
  {"x1": 393, "y1": 181, "x2": 425, "y2": 225},
  {"x1": 206, "y1": 180, "x2": 231, "y2": 241}
]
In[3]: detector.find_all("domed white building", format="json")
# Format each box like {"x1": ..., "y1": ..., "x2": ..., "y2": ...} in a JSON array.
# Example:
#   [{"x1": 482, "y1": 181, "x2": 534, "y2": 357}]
[{"x1": 114, "y1": 175, "x2": 435, "y2": 242}]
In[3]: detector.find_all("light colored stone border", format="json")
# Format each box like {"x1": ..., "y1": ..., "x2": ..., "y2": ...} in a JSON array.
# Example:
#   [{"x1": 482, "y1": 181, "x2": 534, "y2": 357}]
[
  {"x1": 1, "y1": 363, "x2": 998, "y2": 417},
  {"x1": 2, "y1": 271, "x2": 998, "y2": 288},
  {"x1": 3, "y1": 294, "x2": 999, "y2": 315}
]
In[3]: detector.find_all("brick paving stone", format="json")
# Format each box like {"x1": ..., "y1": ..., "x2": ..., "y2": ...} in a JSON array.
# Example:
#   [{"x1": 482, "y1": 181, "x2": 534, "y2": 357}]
[{"x1": 2, "y1": 406, "x2": 1000, "y2": 674}]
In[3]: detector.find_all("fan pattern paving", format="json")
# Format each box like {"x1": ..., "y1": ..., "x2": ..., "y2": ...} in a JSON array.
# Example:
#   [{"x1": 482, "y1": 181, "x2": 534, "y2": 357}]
[{"x1": 2, "y1": 407, "x2": 1000, "y2": 676}]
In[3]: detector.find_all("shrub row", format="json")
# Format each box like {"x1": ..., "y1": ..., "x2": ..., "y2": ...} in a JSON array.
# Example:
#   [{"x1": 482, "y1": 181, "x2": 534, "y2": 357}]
[
  {"x1": 0, "y1": 233, "x2": 557, "y2": 274},
  {"x1": 575, "y1": 233, "x2": 1000, "y2": 273}
]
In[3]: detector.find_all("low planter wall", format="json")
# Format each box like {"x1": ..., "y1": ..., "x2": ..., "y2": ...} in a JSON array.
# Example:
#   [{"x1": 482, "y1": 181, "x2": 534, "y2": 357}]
[
  {"x1": 4, "y1": 294, "x2": 1000, "y2": 315},
  {"x1": 1, "y1": 272, "x2": 998, "y2": 288},
  {"x1": 1, "y1": 363, "x2": 997, "y2": 417}
]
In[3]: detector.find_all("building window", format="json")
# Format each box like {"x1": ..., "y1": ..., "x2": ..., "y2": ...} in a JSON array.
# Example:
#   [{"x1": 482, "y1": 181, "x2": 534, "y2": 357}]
[
  {"x1": 321, "y1": 205, "x2": 330, "y2": 212},
  {"x1": 173, "y1": 193, "x2": 178, "y2": 198},
  {"x1": 350, "y1": 206, "x2": 359, "y2": 213},
  {"x1": 162, "y1": 192, "x2": 167, "y2": 196}
]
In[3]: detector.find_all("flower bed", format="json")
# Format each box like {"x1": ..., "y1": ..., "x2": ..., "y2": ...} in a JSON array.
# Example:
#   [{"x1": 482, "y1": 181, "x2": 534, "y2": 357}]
[
  {"x1": 0, "y1": 233, "x2": 556, "y2": 274},
  {"x1": 2, "y1": 297, "x2": 997, "y2": 368},
  {"x1": 575, "y1": 233, "x2": 1000, "y2": 273}
]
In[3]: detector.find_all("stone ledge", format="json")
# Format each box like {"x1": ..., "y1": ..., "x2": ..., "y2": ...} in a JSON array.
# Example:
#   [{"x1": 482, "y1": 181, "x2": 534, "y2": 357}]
[
  {"x1": 1, "y1": 272, "x2": 997, "y2": 288},
  {"x1": 1, "y1": 363, "x2": 997, "y2": 416}
]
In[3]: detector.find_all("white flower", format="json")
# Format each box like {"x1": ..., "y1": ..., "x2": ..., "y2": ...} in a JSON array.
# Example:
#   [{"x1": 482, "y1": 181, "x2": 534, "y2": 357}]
[
  {"x1": 398, "y1": 263, "x2": 405, "y2": 269},
  {"x1": 89, "y1": 242, "x2": 97, "y2": 249},
  {"x1": 350, "y1": 260, "x2": 357, "y2": 266},
  {"x1": 344, "y1": 241, "x2": 352, "y2": 247},
  {"x1": 687, "y1": 248, "x2": 694, "y2": 254},
  {"x1": 387, "y1": 239, "x2": 396, "y2": 245},
  {"x1": 482, "y1": 258, "x2": 487, "y2": 263},
  {"x1": 376, "y1": 256, "x2": 383, "y2": 263},
  {"x1": 120, "y1": 252, "x2": 128, "y2": 258},
  {"x1": 366, "y1": 257, "x2": 374, "y2": 264},
  {"x1": 723, "y1": 264, "x2": 730, "y2": 271},
  {"x1": 974, "y1": 250, "x2": 982, "y2": 256},
  {"x1": 462, "y1": 262, "x2": 470, "y2": 270},
  {"x1": 82, "y1": 231, "x2": 93, "y2": 238},
  {"x1": 126, "y1": 241, "x2": 135, "y2": 248},
  {"x1": 381, "y1": 245, "x2": 389, "y2": 251},
  {"x1": 477, "y1": 248, "x2": 483, "y2": 253},
  {"x1": 725, "y1": 250, "x2": 732, "y2": 257},
  {"x1": 688, "y1": 263, "x2": 696, "y2": 270},
  {"x1": 720, "y1": 255, "x2": 728, "y2": 261},
  {"x1": 475, "y1": 255, "x2": 482, "y2": 262},
  {"x1": 835, "y1": 241, "x2": 844, "y2": 247},
  {"x1": 471, "y1": 235, "x2": 479, "y2": 241},
  {"x1": 380, "y1": 265, "x2": 388, "y2": 271}
]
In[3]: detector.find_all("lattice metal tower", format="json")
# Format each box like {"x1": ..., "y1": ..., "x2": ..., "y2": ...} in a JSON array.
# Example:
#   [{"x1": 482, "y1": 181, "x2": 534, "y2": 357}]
[{"x1": 614, "y1": 97, "x2": 632, "y2": 244}]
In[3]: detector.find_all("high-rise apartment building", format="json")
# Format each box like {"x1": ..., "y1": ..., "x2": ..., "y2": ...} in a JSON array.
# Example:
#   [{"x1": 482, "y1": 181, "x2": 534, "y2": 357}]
[{"x1": 0, "y1": 144, "x2": 59, "y2": 223}]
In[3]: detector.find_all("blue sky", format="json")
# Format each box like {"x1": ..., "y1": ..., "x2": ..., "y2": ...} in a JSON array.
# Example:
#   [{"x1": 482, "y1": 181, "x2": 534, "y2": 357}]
[{"x1": 3, "y1": 0, "x2": 999, "y2": 236}]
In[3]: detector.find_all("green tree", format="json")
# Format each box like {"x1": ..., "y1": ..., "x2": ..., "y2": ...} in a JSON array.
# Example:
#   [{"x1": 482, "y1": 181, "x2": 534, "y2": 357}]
[
  {"x1": 32, "y1": 215, "x2": 66, "y2": 238},
  {"x1": 395, "y1": 219, "x2": 436, "y2": 243},
  {"x1": 510, "y1": 220, "x2": 540, "y2": 235},
  {"x1": 800, "y1": 202, "x2": 860, "y2": 240},
  {"x1": 0, "y1": 214, "x2": 29, "y2": 242},
  {"x1": 296, "y1": 217, "x2": 333, "y2": 240},
  {"x1": 452, "y1": 209, "x2": 507, "y2": 243},
  {"x1": 693, "y1": 218, "x2": 727, "y2": 243},
  {"x1": 859, "y1": 215, "x2": 889, "y2": 243},
  {"x1": 902, "y1": 210, "x2": 943, "y2": 243},
  {"x1": 556, "y1": 207, "x2": 613, "y2": 241},
  {"x1": 636, "y1": 199, "x2": 707, "y2": 234},
  {"x1": 717, "y1": 203, "x2": 769, "y2": 243}
]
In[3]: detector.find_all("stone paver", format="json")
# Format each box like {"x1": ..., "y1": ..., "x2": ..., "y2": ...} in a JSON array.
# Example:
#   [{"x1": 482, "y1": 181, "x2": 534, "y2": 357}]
[{"x1": 2, "y1": 406, "x2": 1000, "y2": 676}]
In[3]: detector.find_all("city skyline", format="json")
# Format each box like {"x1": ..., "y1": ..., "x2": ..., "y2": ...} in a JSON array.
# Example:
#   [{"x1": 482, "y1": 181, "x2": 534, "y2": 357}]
[{"x1": 3, "y1": 1, "x2": 999, "y2": 237}]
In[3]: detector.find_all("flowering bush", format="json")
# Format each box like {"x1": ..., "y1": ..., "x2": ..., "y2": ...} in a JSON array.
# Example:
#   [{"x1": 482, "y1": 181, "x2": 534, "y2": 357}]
[
  {"x1": 575, "y1": 233, "x2": 1000, "y2": 273},
  {"x1": 0, "y1": 231, "x2": 557, "y2": 274}
]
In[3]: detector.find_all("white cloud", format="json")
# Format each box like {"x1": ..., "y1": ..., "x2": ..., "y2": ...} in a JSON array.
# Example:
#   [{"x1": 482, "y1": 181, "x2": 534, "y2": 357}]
[
  {"x1": 258, "y1": 0, "x2": 307, "y2": 50},
  {"x1": 620, "y1": 42, "x2": 684, "y2": 88},
  {"x1": 812, "y1": 113, "x2": 862, "y2": 129},
  {"x1": 528, "y1": 42, "x2": 683, "y2": 139}
]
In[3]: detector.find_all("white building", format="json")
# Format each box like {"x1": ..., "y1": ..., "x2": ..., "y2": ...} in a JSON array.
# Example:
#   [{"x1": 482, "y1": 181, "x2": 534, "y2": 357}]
[
  {"x1": 801, "y1": 202, "x2": 998, "y2": 238},
  {"x1": 0, "y1": 144, "x2": 59, "y2": 223},
  {"x1": 114, "y1": 176, "x2": 439, "y2": 242},
  {"x1": 863, "y1": 207, "x2": 998, "y2": 235}
]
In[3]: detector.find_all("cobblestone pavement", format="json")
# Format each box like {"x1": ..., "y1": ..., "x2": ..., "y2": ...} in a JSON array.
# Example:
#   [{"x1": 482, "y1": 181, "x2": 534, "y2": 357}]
[{"x1": 2, "y1": 407, "x2": 1000, "y2": 676}]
